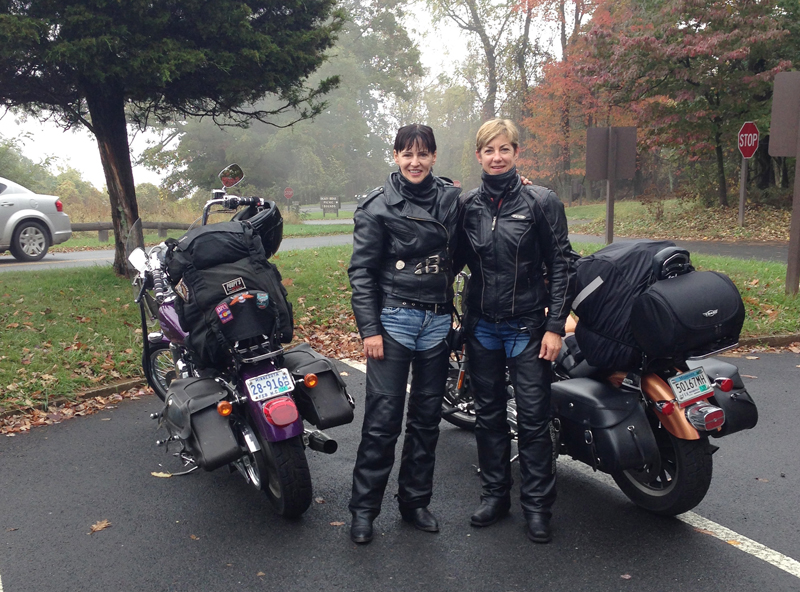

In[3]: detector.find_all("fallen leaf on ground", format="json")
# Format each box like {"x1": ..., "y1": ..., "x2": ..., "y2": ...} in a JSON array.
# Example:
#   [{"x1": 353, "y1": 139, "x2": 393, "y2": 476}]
[
  {"x1": 728, "y1": 540, "x2": 742, "y2": 546},
  {"x1": 741, "y1": 375, "x2": 758, "y2": 379},
  {"x1": 621, "y1": 574, "x2": 632, "y2": 580},
  {"x1": 151, "y1": 471, "x2": 172, "y2": 478},
  {"x1": 755, "y1": 478, "x2": 769, "y2": 482},
  {"x1": 745, "y1": 356, "x2": 759, "y2": 360},
  {"x1": 190, "y1": 534, "x2": 200, "y2": 540},
  {"x1": 89, "y1": 519, "x2": 111, "y2": 534},
  {"x1": 315, "y1": 497, "x2": 325, "y2": 504},
  {"x1": 257, "y1": 572, "x2": 266, "y2": 577},
  {"x1": 330, "y1": 521, "x2": 345, "y2": 526},
  {"x1": 6, "y1": 527, "x2": 18, "y2": 531},
  {"x1": 694, "y1": 528, "x2": 716, "y2": 535}
]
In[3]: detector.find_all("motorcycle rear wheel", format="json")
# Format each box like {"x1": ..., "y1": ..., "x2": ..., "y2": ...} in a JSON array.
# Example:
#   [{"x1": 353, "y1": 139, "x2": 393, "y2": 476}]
[
  {"x1": 612, "y1": 428, "x2": 713, "y2": 516},
  {"x1": 256, "y1": 434, "x2": 312, "y2": 518},
  {"x1": 442, "y1": 360, "x2": 477, "y2": 430},
  {"x1": 145, "y1": 342, "x2": 174, "y2": 402}
]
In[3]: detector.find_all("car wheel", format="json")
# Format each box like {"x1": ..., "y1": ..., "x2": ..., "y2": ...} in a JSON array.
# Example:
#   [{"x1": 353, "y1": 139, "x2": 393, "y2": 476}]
[{"x1": 10, "y1": 220, "x2": 50, "y2": 262}]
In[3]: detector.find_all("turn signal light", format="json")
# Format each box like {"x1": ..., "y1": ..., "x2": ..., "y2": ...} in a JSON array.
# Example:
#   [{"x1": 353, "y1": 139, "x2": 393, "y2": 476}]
[
  {"x1": 217, "y1": 401, "x2": 233, "y2": 416},
  {"x1": 263, "y1": 398, "x2": 299, "y2": 427},
  {"x1": 304, "y1": 373, "x2": 319, "y2": 388},
  {"x1": 656, "y1": 400, "x2": 675, "y2": 416},
  {"x1": 716, "y1": 377, "x2": 734, "y2": 392}
]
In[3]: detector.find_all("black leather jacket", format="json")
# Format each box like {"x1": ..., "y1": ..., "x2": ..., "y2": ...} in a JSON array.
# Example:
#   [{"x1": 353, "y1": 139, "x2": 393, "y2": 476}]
[
  {"x1": 455, "y1": 177, "x2": 577, "y2": 335},
  {"x1": 349, "y1": 173, "x2": 461, "y2": 338}
]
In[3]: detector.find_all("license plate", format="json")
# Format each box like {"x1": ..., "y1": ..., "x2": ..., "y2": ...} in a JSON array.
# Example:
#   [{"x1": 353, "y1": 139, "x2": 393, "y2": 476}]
[
  {"x1": 246, "y1": 368, "x2": 294, "y2": 402},
  {"x1": 668, "y1": 367, "x2": 713, "y2": 407}
]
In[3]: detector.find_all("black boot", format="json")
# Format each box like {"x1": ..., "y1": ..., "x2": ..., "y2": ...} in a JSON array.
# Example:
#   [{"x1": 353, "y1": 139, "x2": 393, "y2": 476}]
[
  {"x1": 525, "y1": 512, "x2": 552, "y2": 544},
  {"x1": 400, "y1": 507, "x2": 439, "y2": 532},
  {"x1": 349, "y1": 333, "x2": 413, "y2": 517},
  {"x1": 470, "y1": 496, "x2": 511, "y2": 527},
  {"x1": 350, "y1": 512, "x2": 375, "y2": 544},
  {"x1": 397, "y1": 340, "x2": 449, "y2": 512},
  {"x1": 465, "y1": 337, "x2": 513, "y2": 500}
]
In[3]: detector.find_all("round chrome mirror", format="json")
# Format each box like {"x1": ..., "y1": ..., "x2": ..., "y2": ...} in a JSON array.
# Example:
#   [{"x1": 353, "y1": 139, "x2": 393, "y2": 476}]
[{"x1": 219, "y1": 164, "x2": 245, "y2": 188}]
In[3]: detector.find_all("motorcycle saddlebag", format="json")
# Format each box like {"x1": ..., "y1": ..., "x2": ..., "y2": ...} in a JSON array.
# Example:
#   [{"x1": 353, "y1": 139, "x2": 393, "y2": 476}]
[
  {"x1": 631, "y1": 271, "x2": 744, "y2": 360},
  {"x1": 161, "y1": 377, "x2": 241, "y2": 471},
  {"x1": 573, "y1": 240, "x2": 676, "y2": 370},
  {"x1": 282, "y1": 343, "x2": 354, "y2": 430},
  {"x1": 687, "y1": 358, "x2": 758, "y2": 437},
  {"x1": 551, "y1": 378, "x2": 659, "y2": 473}
]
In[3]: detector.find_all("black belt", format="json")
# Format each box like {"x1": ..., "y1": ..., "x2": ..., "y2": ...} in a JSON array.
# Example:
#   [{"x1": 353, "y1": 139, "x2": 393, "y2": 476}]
[{"x1": 384, "y1": 296, "x2": 451, "y2": 314}]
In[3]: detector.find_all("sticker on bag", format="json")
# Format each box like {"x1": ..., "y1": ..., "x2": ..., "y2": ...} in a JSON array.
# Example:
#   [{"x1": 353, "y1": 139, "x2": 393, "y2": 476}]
[
  {"x1": 216, "y1": 302, "x2": 234, "y2": 323},
  {"x1": 222, "y1": 277, "x2": 246, "y2": 295},
  {"x1": 257, "y1": 293, "x2": 269, "y2": 309}
]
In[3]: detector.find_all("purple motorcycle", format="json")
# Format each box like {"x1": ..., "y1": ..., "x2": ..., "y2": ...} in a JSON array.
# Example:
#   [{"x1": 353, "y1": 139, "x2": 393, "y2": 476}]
[{"x1": 126, "y1": 164, "x2": 353, "y2": 517}]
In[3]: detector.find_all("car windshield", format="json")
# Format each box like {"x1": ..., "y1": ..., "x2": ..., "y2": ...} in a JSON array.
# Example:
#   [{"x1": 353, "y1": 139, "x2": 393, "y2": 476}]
[{"x1": 0, "y1": 178, "x2": 33, "y2": 195}]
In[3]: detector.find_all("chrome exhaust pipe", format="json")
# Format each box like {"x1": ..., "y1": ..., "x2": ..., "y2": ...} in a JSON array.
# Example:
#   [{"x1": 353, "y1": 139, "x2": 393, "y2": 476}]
[{"x1": 306, "y1": 430, "x2": 338, "y2": 454}]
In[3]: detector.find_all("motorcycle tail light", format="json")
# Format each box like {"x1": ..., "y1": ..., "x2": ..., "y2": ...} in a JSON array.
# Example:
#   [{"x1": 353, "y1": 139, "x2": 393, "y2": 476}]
[
  {"x1": 55, "y1": 199, "x2": 64, "y2": 212},
  {"x1": 263, "y1": 397, "x2": 299, "y2": 427},
  {"x1": 217, "y1": 401, "x2": 233, "y2": 417},
  {"x1": 686, "y1": 402, "x2": 725, "y2": 432},
  {"x1": 304, "y1": 373, "x2": 318, "y2": 388},
  {"x1": 716, "y1": 377, "x2": 734, "y2": 392}
]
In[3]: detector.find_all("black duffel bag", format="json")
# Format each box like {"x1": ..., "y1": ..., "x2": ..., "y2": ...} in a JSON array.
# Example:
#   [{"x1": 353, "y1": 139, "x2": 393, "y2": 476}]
[{"x1": 630, "y1": 271, "x2": 744, "y2": 360}]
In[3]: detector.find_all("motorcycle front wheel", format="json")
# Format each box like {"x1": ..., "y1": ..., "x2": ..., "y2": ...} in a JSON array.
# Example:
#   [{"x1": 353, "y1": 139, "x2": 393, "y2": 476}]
[
  {"x1": 145, "y1": 342, "x2": 174, "y2": 402},
  {"x1": 256, "y1": 434, "x2": 312, "y2": 518},
  {"x1": 612, "y1": 428, "x2": 713, "y2": 516},
  {"x1": 441, "y1": 359, "x2": 476, "y2": 430}
]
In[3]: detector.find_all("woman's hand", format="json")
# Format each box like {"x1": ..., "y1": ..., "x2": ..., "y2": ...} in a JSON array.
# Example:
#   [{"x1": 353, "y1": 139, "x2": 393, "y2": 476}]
[
  {"x1": 520, "y1": 175, "x2": 532, "y2": 186},
  {"x1": 539, "y1": 331, "x2": 562, "y2": 361},
  {"x1": 363, "y1": 334, "x2": 384, "y2": 360}
]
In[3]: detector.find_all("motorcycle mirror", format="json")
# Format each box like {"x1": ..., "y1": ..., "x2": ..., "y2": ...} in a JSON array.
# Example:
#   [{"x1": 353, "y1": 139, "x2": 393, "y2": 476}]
[
  {"x1": 128, "y1": 248, "x2": 148, "y2": 273},
  {"x1": 219, "y1": 164, "x2": 244, "y2": 188}
]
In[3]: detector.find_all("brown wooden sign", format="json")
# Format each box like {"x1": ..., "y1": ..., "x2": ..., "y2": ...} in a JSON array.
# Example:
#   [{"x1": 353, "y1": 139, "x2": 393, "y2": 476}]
[{"x1": 320, "y1": 196, "x2": 340, "y2": 216}]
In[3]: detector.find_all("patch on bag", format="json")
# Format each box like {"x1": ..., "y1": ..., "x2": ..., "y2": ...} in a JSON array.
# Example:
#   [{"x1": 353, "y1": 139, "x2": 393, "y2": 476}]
[
  {"x1": 702, "y1": 309, "x2": 719, "y2": 317},
  {"x1": 230, "y1": 292, "x2": 254, "y2": 306},
  {"x1": 257, "y1": 293, "x2": 269, "y2": 309},
  {"x1": 174, "y1": 279, "x2": 190, "y2": 302},
  {"x1": 222, "y1": 277, "x2": 246, "y2": 295},
  {"x1": 215, "y1": 302, "x2": 234, "y2": 324}
]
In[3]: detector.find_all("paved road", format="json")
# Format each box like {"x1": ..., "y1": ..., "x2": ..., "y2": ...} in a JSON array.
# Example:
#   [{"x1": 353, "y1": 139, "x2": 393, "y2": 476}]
[
  {"x1": 0, "y1": 230, "x2": 790, "y2": 273},
  {"x1": 1, "y1": 354, "x2": 799, "y2": 591}
]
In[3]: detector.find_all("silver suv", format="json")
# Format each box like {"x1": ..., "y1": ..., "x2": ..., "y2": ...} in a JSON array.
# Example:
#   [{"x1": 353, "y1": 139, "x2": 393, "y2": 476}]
[{"x1": 0, "y1": 177, "x2": 72, "y2": 261}]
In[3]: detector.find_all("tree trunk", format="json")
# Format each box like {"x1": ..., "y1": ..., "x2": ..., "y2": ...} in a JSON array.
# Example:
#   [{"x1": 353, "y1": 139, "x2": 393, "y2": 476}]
[
  {"x1": 559, "y1": 0, "x2": 571, "y2": 181},
  {"x1": 753, "y1": 136, "x2": 773, "y2": 190},
  {"x1": 85, "y1": 84, "x2": 139, "y2": 276},
  {"x1": 713, "y1": 128, "x2": 728, "y2": 207}
]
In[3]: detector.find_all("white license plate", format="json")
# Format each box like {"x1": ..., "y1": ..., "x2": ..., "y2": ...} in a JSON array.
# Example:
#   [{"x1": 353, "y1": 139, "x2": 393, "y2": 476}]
[
  {"x1": 246, "y1": 368, "x2": 294, "y2": 402},
  {"x1": 668, "y1": 367, "x2": 713, "y2": 407}
]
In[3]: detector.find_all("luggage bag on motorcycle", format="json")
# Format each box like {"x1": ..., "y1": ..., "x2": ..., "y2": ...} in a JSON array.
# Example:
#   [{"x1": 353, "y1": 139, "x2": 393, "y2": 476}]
[
  {"x1": 551, "y1": 378, "x2": 660, "y2": 473},
  {"x1": 631, "y1": 271, "x2": 745, "y2": 360},
  {"x1": 165, "y1": 220, "x2": 293, "y2": 368},
  {"x1": 161, "y1": 377, "x2": 241, "y2": 471},
  {"x1": 572, "y1": 240, "x2": 677, "y2": 370},
  {"x1": 282, "y1": 343, "x2": 354, "y2": 430},
  {"x1": 687, "y1": 358, "x2": 758, "y2": 437}
]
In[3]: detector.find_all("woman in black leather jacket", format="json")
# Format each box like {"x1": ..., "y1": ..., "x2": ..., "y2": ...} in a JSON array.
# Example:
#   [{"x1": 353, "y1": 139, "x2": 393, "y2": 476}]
[
  {"x1": 347, "y1": 124, "x2": 461, "y2": 544},
  {"x1": 455, "y1": 119, "x2": 577, "y2": 544}
]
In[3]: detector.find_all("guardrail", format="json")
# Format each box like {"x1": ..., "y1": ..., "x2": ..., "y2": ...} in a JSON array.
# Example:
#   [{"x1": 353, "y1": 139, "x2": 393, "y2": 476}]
[{"x1": 71, "y1": 222, "x2": 192, "y2": 243}]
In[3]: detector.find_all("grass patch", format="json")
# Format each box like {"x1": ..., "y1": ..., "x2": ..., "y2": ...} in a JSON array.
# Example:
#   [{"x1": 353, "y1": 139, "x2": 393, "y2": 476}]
[{"x1": 1, "y1": 243, "x2": 796, "y2": 411}]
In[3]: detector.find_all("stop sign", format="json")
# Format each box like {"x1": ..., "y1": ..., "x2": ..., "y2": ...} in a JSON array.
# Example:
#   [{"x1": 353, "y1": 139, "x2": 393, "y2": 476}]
[
  {"x1": 738, "y1": 122, "x2": 759, "y2": 159},
  {"x1": 283, "y1": 187, "x2": 294, "y2": 200}
]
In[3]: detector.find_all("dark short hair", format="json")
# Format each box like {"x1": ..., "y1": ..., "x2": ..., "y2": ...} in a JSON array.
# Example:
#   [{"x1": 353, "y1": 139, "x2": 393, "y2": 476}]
[{"x1": 393, "y1": 124, "x2": 437, "y2": 154}]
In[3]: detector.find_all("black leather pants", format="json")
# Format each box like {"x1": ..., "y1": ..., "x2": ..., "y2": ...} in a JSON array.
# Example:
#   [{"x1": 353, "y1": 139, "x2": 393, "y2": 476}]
[
  {"x1": 466, "y1": 332, "x2": 557, "y2": 516},
  {"x1": 349, "y1": 333, "x2": 449, "y2": 516}
]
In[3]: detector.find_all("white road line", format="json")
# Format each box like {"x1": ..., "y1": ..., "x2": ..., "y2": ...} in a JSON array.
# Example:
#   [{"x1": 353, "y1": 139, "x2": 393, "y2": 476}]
[
  {"x1": 1, "y1": 572, "x2": 4, "y2": 592},
  {"x1": 338, "y1": 358, "x2": 800, "y2": 581}
]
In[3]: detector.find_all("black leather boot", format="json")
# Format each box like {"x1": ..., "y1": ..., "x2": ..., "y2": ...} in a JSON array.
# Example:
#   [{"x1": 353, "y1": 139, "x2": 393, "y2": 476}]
[
  {"x1": 470, "y1": 496, "x2": 511, "y2": 527},
  {"x1": 349, "y1": 333, "x2": 413, "y2": 517},
  {"x1": 465, "y1": 336, "x2": 513, "y2": 500},
  {"x1": 525, "y1": 512, "x2": 552, "y2": 544},
  {"x1": 400, "y1": 507, "x2": 439, "y2": 532},
  {"x1": 397, "y1": 340, "x2": 449, "y2": 512},
  {"x1": 350, "y1": 512, "x2": 376, "y2": 544}
]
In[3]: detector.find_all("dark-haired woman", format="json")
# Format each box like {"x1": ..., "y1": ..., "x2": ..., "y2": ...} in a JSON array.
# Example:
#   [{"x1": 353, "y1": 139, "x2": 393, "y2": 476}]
[
  {"x1": 456, "y1": 118, "x2": 577, "y2": 544},
  {"x1": 347, "y1": 124, "x2": 461, "y2": 544}
]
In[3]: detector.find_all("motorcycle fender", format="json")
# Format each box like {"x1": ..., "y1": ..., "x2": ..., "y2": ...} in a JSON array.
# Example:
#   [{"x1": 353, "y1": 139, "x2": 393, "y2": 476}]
[
  {"x1": 641, "y1": 374, "x2": 700, "y2": 440},
  {"x1": 245, "y1": 395, "x2": 304, "y2": 443}
]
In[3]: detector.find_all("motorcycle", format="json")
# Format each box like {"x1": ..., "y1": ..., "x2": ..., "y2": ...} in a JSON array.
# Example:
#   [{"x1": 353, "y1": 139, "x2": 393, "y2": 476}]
[
  {"x1": 127, "y1": 164, "x2": 354, "y2": 518},
  {"x1": 442, "y1": 268, "x2": 759, "y2": 516}
]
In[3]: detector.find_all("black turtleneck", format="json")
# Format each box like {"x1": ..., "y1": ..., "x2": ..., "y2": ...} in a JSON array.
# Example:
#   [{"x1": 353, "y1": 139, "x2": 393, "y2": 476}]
[
  {"x1": 392, "y1": 170, "x2": 438, "y2": 214},
  {"x1": 481, "y1": 166, "x2": 517, "y2": 215}
]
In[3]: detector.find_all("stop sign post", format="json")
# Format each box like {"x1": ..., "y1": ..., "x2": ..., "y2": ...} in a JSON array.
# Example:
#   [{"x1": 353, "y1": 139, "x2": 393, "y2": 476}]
[
  {"x1": 283, "y1": 187, "x2": 294, "y2": 200},
  {"x1": 737, "y1": 122, "x2": 759, "y2": 227}
]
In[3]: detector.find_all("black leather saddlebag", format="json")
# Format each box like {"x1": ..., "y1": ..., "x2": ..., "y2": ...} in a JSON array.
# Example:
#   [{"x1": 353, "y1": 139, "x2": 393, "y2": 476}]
[
  {"x1": 631, "y1": 271, "x2": 744, "y2": 360},
  {"x1": 161, "y1": 377, "x2": 241, "y2": 471},
  {"x1": 282, "y1": 344, "x2": 354, "y2": 430},
  {"x1": 551, "y1": 378, "x2": 659, "y2": 473},
  {"x1": 687, "y1": 359, "x2": 758, "y2": 437}
]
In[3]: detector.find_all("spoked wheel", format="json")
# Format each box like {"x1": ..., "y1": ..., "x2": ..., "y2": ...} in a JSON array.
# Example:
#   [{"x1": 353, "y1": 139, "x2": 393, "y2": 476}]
[
  {"x1": 257, "y1": 434, "x2": 312, "y2": 518},
  {"x1": 612, "y1": 427, "x2": 713, "y2": 516},
  {"x1": 442, "y1": 357, "x2": 476, "y2": 430},
  {"x1": 144, "y1": 342, "x2": 174, "y2": 401}
]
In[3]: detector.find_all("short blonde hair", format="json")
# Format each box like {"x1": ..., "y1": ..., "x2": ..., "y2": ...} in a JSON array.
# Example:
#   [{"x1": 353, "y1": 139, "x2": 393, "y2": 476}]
[{"x1": 476, "y1": 119, "x2": 520, "y2": 152}]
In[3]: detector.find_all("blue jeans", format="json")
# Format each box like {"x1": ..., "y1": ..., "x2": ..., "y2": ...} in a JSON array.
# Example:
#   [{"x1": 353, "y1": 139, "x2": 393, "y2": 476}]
[
  {"x1": 473, "y1": 317, "x2": 530, "y2": 358},
  {"x1": 380, "y1": 306, "x2": 451, "y2": 351}
]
